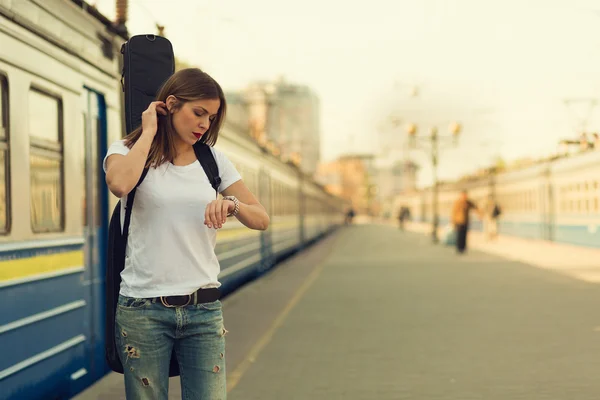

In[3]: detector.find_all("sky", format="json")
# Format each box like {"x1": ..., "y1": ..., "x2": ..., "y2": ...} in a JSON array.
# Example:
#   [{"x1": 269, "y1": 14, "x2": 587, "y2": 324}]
[{"x1": 94, "y1": 0, "x2": 600, "y2": 186}]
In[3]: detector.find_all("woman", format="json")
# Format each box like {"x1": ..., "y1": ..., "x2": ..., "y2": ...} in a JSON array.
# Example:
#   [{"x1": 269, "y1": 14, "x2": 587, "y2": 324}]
[{"x1": 103, "y1": 68, "x2": 269, "y2": 399}]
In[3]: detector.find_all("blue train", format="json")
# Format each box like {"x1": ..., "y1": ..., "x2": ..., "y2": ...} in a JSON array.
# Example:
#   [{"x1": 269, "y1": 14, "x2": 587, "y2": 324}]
[
  {"x1": 395, "y1": 148, "x2": 600, "y2": 248},
  {"x1": 0, "y1": 2, "x2": 345, "y2": 399}
]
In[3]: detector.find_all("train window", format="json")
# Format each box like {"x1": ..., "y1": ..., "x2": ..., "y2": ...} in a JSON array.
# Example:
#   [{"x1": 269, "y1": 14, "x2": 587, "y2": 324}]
[
  {"x1": 29, "y1": 90, "x2": 61, "y2": 143},
  {"x1": 273, "y1": 182, "x2": 279, "y2": 216},
  {"x1": 280, "y1": 184, "x2": 284, "y2": 216},
  {"x1": 280, "y1": 184, "x2": 284, "y2": 215},
  {"x1": 0, "y1": 76, "x2": 6, "y2": 138},
  {"x1": 0, "y1": 76, "x2": 9, "y2": 233},
  {"x1": 284, "y1": 185, "x2": 288, "y2": 215},
  {"x1": 29, "y1": 88, "x2": 64, "y2": 232}
]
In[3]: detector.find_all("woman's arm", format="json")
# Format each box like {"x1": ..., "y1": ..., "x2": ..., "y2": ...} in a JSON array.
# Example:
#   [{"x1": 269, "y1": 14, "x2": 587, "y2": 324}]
[
  {"x1": 105, "y1": 132, "x2": 153, "y2": 198},
  {"x1": 204, "y1": 180, "x2": 270, "y2": 231},
  {"x1": 105, "y1": 101, "x2": 166, "y2": 197}
]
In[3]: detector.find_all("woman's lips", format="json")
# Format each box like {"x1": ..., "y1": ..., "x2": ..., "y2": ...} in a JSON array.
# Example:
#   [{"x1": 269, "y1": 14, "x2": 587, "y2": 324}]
[{"x1": 193, "y1": 132, "x2": 203, "y2": 139}]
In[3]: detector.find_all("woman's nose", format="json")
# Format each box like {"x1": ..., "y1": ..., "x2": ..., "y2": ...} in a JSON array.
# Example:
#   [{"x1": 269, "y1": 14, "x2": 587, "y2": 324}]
[{"x1": 199, "y1": 116, "x2": 210, "y2": 130}]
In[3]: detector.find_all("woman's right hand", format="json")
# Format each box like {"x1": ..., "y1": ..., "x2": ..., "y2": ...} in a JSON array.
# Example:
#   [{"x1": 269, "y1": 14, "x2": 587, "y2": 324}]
[{"x1": 141, "y1": 101, "x2": 168, "y2": 137}]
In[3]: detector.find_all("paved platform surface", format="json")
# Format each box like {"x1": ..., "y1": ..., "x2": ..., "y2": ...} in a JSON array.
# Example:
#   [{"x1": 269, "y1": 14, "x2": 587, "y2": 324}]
[
  {"x1": 75, "y1": 224, "x2": 600, "y2": 399},
  {"x1": 395, "y1": 220, "x2": 600, "y2": 283}
]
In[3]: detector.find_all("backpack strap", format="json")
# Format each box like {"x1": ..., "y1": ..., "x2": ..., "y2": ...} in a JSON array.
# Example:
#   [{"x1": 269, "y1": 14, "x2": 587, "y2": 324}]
[
  {"x1": 122, "y1": 168, "x2": 149, "y2": 237},
  {"x1": 193, "y1": 142, "x2": 221, "y2": 196}
]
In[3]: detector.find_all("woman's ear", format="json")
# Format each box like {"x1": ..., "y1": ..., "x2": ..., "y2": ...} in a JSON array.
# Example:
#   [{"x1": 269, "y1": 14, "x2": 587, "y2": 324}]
[{"x1": 165, "y1": 95, "x2": 177, "y2": 113}]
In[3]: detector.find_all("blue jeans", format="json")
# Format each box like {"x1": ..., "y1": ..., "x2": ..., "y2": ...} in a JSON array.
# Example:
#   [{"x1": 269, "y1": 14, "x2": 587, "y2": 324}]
[{"x1": 115, "y1": 295, "x2": 227, "y2": 399}]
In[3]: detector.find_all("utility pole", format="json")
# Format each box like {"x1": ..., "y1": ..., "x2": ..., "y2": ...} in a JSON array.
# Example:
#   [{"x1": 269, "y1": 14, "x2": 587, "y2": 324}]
[
  {"x1": 431, "y1": 128, "x2": 439, "y2": 243},
  {"x1": 405, "y1": 122, "x2": 461, "y2": 243},
  {"x1": 563, "y1": 98, "x2": 598, "y2": 135}
]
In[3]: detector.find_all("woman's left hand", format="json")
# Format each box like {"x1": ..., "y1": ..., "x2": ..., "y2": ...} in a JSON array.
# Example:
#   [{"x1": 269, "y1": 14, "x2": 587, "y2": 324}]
[{"x1": 204, "y1": 199, "x2": 235, "y2": 229}]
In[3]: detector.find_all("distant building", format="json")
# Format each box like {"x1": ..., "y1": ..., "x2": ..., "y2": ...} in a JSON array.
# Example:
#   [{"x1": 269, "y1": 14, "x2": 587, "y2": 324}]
[
  {"x1": 376, "y1": 160, "x2": 419, "y2": 199},
  {"x1": 316, "y1": 155, "x2": 419, "y2": 216},
  {"x1": 243, "y1": 77, "x2": 321, "y2": 176},
  {"x1": 315, "y1": 154, "x2": 375, "y2": 215},
  {"x1": 223, "y1": 91, "x2": 251, "y2": 136},
  {"x1": 375, "y1": 160, "x2": 419, "y2": 218}
]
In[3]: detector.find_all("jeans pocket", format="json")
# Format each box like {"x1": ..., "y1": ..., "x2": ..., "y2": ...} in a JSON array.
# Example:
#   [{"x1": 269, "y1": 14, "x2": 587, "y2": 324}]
[
  {"x1": 197, "y1": 299, "x2": 222, "y2": 311},
  {"x1": 117, "y1": 295, "x2": 151, "y2": 310}
]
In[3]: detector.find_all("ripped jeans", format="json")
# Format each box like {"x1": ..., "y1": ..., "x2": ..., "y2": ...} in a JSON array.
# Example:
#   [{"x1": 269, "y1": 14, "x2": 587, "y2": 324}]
[{"x1": 115, "y1": 295, "x2": 227, "y2": 400}]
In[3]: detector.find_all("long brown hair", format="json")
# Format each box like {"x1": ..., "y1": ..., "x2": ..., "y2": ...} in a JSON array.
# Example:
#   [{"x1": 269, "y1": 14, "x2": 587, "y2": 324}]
[{"x1": 123, "y1": 68, "x2": 227, "y2": 168}]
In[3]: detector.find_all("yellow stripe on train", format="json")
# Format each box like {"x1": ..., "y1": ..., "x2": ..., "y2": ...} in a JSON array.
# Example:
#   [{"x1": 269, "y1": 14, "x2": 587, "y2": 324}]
[
  {"x1": 217, "y1": 219, "x2": 299, "y2": 241},
  {"x1": 0, "y1": 251, "x2": 84, "y2": 282},
  {"x1": 0, "y1": 220, "x2": 304, "y2": 282}
]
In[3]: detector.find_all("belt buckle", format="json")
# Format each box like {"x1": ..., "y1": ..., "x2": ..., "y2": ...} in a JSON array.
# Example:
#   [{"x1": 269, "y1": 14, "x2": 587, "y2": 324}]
[{"x1": 160, "y1": 295, "x2": 191, "y2": 308}]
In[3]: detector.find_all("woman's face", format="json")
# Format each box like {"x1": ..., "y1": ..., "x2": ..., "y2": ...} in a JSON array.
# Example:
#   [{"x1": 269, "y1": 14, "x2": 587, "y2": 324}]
[{"x1": 169, "y1": 97, "x2": 220, "y2": 146}]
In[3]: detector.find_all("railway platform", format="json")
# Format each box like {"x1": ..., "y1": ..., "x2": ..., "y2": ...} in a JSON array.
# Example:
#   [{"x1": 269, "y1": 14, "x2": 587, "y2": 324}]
[{"x1": 73, "y1": 223, "x2": 600, "y2": 399}]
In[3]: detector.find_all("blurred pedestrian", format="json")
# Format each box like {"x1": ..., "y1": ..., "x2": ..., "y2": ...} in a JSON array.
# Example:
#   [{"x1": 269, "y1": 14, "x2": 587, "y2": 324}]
[{"x1": 451, "y1": 190, "x2": 480, "y2": 254}]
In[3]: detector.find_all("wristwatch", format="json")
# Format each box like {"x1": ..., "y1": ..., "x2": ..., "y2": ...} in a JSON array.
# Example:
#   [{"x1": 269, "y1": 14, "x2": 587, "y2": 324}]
[{"x1": 223, "y1": 196, "x2": 240, "y2": 217}]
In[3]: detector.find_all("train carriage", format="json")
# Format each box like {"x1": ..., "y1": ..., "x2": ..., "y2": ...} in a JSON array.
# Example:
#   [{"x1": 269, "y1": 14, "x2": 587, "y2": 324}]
[
  {"x1": 0, "y1": 2, "x2": 346, "y2": 399},
  {"x1": 212, "y1": 123, "x2": 267, "y2": 292},
  {"x1": 261, "y1": 155, "x2": 303, "y2": 260},
  {"x1": 0, "y1": 1, "x2": 127, "y2": 398},
  {"x1": 493, "y1": 163, "x2": 549, "y2": 240},
  {"x1": 548, "y1": 150, "x2": 600, "y2": 247},
  {"x1": 394, "y1": 143, "x2": 600, "y2": 250}
]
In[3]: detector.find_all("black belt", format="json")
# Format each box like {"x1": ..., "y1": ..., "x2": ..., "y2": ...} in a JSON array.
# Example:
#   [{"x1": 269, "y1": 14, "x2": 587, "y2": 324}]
[{"x1": 156, "y1": 287, "x2": 221, "y2": 307}]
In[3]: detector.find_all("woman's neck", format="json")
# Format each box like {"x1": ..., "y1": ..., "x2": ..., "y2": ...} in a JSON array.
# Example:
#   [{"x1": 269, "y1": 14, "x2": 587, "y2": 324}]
[{"x1": 172, "y1": 136, "x2": 195, "y2": 165}]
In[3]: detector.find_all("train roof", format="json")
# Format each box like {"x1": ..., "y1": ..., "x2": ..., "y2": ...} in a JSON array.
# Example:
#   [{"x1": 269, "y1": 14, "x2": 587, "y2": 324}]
[
  {"x1": 70, "y1": 0, "x2": 129, "y2": 39},
  {"x1": 411, "y1": 148, "x2": 600, "y2": 194}
]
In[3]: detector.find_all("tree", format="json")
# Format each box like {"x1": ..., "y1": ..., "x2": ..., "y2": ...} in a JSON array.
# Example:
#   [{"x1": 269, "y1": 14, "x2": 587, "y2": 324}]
[{"x1": 493, "y1": 156, "x2": 506, "y2": 172}]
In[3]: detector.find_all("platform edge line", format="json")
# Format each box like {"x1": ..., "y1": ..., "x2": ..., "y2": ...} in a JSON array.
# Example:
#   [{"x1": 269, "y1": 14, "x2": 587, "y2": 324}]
[{"x1": 225, "y1": 237, "x2": 339, "y2": 393}]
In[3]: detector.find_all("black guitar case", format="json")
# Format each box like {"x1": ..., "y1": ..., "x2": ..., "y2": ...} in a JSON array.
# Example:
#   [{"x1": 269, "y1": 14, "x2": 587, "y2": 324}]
[{"x1": 105, "y1": 34, "x2": 181, "y2": 377}]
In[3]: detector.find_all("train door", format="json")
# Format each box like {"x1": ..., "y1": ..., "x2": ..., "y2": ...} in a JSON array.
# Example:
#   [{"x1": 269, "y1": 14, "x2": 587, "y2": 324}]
[
  {"x1": 540, "y1": 169, "x2": 554, "y2": 241},
  {"x1": 81, "y1": 88, "x2": 109, "y2": 382},
  {"x1": 539, "y1": 183, "x2": 547, "y2": 240},
  {"x1": 298, "y1": 174, "x2": 305, "y2": 246},
  {"x1": 258, "y1": 168, "x2": 274, "y2": 270},
  {"x1": 546, "y1": 181, "x2": 555, "y2": 241}
]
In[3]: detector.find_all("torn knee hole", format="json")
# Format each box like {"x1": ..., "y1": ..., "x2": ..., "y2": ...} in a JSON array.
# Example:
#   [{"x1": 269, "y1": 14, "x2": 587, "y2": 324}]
[
  {"x1": 213, "y1": 365, "x2": 221, "y2": 373},
  {"x1": 141, "y1": 377, "x2": 150, "y2": 386},
  {"x1": 121, "y1": 330, "x2": 127, "y2": 337},
  {"x1": 125, "y1": 345, "x2": 140, "y2": 358},
  {"x1": 220, "y1": 327, "x2": 228, "y2": 337}
]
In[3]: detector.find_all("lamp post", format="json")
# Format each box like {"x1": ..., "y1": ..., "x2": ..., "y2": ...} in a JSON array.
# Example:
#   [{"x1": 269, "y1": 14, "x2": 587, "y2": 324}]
[{"x1": 405, "y1": 121, "x2": 461, "y2": 243}]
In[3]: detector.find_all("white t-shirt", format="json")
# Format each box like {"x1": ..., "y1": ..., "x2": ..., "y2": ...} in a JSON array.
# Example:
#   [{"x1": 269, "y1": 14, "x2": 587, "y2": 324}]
[{"x1": 103, "y1": 140, "x2": 242, "y2": 298}]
